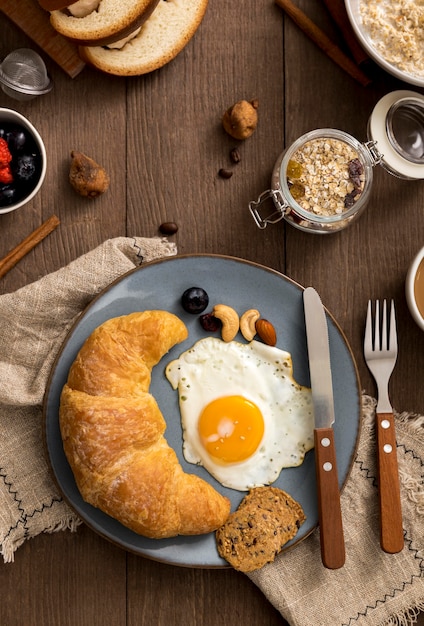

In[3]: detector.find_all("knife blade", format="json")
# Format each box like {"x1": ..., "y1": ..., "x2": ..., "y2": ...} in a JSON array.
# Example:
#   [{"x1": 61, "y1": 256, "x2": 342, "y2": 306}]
[{"x1": 303, "y1": 287, "x2": 345, "y2": 569}]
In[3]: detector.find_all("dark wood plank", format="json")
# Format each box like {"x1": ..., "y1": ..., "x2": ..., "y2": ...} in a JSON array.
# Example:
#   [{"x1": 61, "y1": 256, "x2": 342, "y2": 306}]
[
  {"x1": 126, "y1": 1, "x2": 286, "y2": 269},
  {"x1": 127, "y1": 556, "x2": 284, "y2": 626},
  {"x1": 0, "y1": 525, "x2": 126, "y2": 626}
]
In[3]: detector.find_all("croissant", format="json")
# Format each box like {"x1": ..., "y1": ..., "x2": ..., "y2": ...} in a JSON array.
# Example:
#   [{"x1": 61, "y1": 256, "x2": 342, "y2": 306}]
[{"x1": 59, "y1": 310, "x2": 231, "y2": 538}]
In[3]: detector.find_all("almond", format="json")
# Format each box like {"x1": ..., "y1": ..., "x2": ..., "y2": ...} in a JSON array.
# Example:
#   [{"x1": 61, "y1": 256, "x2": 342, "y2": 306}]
[{"x1": 255, "y1": 319, "x2": 277, "y2": 346}]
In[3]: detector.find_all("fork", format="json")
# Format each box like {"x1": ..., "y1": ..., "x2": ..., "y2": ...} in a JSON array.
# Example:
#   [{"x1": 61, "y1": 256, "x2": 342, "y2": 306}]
[{"x1": 364, "y1": 299, "x2": 404, "y2": 554}]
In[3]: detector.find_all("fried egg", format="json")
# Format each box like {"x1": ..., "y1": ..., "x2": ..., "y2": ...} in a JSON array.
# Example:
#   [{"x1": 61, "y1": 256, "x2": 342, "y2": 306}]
[{"x1": 165, "y1": 337, "x2": 314, "y2": 491}]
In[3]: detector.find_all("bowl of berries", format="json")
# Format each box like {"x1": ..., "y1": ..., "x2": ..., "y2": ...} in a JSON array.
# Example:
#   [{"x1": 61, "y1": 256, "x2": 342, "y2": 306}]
[{"x1": 0, "y1": 108, "x2": 46, "y2": 214}]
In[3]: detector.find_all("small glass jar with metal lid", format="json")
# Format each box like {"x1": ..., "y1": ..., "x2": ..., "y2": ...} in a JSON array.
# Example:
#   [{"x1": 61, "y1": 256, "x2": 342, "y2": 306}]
[{"x1": 249, "y1": 90, "x2": 424, "y2": 234}]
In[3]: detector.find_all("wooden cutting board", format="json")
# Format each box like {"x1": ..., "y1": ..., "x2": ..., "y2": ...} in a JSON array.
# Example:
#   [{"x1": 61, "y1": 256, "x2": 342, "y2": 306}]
[{"x1": 0, "y1": 0, "x2": 85, "y2": 78}]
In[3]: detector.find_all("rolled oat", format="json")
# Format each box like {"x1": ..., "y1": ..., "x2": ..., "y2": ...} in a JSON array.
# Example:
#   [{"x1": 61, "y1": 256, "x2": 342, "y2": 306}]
[
  {"x1": 286, "y1": 138, "x2": 364, "y2": 216},
  {"x1": 360, "y1": 0, "x2": 424, "y2": 78}
]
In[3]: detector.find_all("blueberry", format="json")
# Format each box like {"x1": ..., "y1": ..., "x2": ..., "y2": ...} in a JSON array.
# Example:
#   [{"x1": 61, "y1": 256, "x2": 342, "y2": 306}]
[
  {"x1": 14, "y1": 154, "x2": 37, "y2": 181},
  {"x1": 181, "y1": 287, "x2": 209, "y2": 314},
  {"x1": 0, "y1": 185, "x2": 16, "y2": 206},
  {"x1": 7, "y1": 129, "x2": 26, "y2": 152}
]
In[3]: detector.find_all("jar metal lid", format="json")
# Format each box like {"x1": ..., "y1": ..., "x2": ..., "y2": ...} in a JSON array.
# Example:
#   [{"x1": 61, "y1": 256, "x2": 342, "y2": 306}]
[{"x1": 368, "y1": 90, "x2": 424, "y2": 179}]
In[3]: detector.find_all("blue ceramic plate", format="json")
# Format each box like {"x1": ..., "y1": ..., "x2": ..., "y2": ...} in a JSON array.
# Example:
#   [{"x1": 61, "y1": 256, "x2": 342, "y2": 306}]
[{"x1": 44, "y1": 254, "x2": 361, "y2": 568}]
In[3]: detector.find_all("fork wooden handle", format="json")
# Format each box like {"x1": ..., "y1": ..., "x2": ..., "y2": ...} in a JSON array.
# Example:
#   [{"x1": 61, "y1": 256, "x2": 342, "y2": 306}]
[{"x1": 376, "y1": 412, "x2": 404, "y2": 553}]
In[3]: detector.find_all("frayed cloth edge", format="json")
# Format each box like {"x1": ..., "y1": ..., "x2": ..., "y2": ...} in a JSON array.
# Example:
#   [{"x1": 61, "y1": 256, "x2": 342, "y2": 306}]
[
  {"x1": 1, "y1": 515, "x2": 82, "y2": 563},
  {"x1": 378, "y1": 600, "x2": 424, "y2": 625}
]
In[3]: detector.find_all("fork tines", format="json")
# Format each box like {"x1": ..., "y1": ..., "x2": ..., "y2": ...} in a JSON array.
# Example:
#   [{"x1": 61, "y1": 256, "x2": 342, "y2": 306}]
[{"x1": 366, "y1": 299, "x2": 397, "y2": 354}]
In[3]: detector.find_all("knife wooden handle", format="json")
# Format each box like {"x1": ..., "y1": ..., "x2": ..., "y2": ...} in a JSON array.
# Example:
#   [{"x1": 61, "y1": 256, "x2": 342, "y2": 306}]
[
  {"x1": 314, "y1": 427, "x2": 345, "y2": 569},
  {"x1": 376, "y1": 412, "x2": 404, "y2": 553}
]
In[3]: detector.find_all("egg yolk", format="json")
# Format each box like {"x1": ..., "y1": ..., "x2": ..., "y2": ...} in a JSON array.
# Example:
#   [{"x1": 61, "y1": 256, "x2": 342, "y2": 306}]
[{"x1": 198, "y1": 395, "x2": 264, "y2": 464}]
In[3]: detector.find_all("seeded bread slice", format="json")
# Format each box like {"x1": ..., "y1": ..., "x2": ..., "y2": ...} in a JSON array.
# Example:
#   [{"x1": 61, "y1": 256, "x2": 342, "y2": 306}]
[
  {"x1": 49, "y1": 0, "x2": 160, "y2": 46},
  {"x1": 216, "y1": 487, "x2": 306, "y2": 572},
  {"x1": 78, "y1": 0, "x2": 208, "y2": 76}
]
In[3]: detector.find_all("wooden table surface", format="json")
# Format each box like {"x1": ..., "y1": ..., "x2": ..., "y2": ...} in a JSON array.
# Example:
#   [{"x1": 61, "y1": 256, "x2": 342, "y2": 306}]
[{"x1": 1, "y1": 2, "x2": 423, "y2": 625}]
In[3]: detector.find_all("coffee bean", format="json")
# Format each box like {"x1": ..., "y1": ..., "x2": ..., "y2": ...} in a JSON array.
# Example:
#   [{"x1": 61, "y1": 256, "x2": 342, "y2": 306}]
[
  {"x1": 159, "y1": 221, "x2": 178, "y2": 235},
  {"x1": 230, "y1": 148, "x2": 241, "y2": 163},
  {"x1": 218, "y1": 168, "x2": 233, "y2": 179}
]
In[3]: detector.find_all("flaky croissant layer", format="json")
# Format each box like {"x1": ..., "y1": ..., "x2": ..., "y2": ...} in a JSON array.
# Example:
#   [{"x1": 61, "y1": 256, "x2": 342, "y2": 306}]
[{"x1": 59, "y1": 310, "x2": 231, "y2": 537}]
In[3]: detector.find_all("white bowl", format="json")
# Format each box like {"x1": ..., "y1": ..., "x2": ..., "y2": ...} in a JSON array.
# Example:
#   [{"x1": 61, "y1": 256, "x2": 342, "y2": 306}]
[
  {"x1": 0, "y1": 108, "x2": 46, "y2": 215},
  {"x1": 406, "y1": 247, "x2": 424, "y2": 332},
  {"x1": 345, "y1": 0, "x2": 424, "y2": 88}
]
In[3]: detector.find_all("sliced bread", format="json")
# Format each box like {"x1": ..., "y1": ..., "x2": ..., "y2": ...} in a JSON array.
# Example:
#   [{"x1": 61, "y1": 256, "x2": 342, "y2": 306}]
[
  {"x1": 79, "y1": 0, "x2": 208, "y2": 76},
  {"x1": 49, "y1": 0, "x2": 160, "y2": 46}
]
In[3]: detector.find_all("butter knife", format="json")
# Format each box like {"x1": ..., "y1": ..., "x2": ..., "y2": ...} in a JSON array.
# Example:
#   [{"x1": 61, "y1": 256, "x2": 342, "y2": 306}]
[{"x1": 303, "y1": 287, "x2": 345, "y2": 569}]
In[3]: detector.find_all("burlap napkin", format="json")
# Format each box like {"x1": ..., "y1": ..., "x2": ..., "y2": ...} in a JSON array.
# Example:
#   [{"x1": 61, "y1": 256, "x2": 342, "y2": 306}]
[
  {"x1": 1, "y1": 239, "x2": 423, "y2": 626},
  {"x1": 248, "y1": 395, "x2": 424, "y2": 626},
  {"x1": 0, "y1": 236, "x2": 177, "y2": 562}
]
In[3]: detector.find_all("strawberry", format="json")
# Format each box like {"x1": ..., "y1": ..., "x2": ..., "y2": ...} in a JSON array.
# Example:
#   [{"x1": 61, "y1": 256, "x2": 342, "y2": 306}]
[
  {"x1": 0, "y1": 165, "x2": 13, "y2": 184},
  {"x1": 0, "y1": 138, "x2": 13, "y2": 184},
  {"x1": 0, "y1": 137, "x2": 12, "y2": 166}
]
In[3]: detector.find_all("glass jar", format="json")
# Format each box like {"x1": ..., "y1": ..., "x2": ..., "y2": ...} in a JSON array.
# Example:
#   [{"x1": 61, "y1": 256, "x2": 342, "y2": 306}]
[{"x1": 250, "y1": 90, "x2": 424, "y2": 234}]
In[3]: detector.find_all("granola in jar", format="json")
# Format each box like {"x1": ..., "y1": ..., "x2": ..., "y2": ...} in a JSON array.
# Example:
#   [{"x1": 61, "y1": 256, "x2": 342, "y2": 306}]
[
  {"x1": 250, "y1": 128, "x2": 375, "y2": 234},
  {"x1": 286, "y1": 137, "x2": 364, "y2": 216},
  {"x1": 360, "y1": 0, "x2": 424, "y2": 78}
]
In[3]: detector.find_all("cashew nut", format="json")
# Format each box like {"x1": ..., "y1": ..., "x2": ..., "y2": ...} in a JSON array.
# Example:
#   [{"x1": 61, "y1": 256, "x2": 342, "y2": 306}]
[
  {"x1": 240, "y1": 309, "x2": 260, "y2": 341},
  {"x1": 212, "y1": 304, "x2": 239, "y2": 342}
]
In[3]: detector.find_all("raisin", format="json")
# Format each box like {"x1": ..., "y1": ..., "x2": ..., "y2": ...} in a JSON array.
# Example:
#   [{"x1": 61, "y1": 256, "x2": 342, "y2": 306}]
[
  {"x1": 344, "y1": 188, "x2": 361, "y2": 209},
  {"x1": 348, "y1": 157, "x2": 363, "y2": 188},
  {"x1": 199, "y1": 313, "x2": 221, "y2": 332},
  {"x1": 287, "y1": 159, "x2": 303, "y2": 179},
  {"x1": 289, "y1": 182, "x2": 305, "y2": 200}
]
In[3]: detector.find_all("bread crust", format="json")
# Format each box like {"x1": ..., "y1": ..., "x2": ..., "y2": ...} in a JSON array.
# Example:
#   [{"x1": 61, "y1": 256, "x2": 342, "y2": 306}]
[
  {"x1": 49, "y1": 0, "x2": 160, "y2": 46},
  {"x1": 78, "y1": 0, "x2": 209, "y2": 76},
  {"x1": 59, "y1": 310, "x2": 231, "y2": 538}
]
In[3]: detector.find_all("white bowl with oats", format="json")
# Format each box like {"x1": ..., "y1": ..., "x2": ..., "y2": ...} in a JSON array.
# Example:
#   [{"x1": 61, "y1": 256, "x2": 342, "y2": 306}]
[{"x1": 345, "y1": 0, "x2": 424, "y2": 87}]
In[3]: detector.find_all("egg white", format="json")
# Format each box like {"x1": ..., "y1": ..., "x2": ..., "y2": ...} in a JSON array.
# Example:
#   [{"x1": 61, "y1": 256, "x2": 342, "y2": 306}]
[{"x1": 165, "y1": 337, "x2": 314, "y2": 491}]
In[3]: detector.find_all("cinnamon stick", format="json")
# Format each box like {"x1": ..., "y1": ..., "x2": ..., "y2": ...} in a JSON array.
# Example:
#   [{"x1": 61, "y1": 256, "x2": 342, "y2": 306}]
[
  {"x1": 321, "y1": 0, "x2": 370, "y2": 67},
  {"x1": 0, "y1": 215, "x2": 60, "y2": 279},
  {"x1": 275, "y1": 0, "x2": 372, "y2": 87}
]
